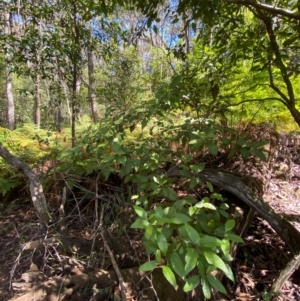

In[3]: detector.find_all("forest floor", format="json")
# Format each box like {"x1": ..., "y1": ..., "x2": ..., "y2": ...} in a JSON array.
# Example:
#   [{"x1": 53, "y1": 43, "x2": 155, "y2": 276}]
[{"x1": 0, "y1": 125, "x2": 300, "y2": 301}]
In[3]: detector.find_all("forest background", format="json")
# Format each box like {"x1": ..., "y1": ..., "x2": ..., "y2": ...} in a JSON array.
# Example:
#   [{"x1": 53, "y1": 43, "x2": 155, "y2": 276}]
[{"x1": 1, "y1": 0, "x2": 300, "y2": 300}]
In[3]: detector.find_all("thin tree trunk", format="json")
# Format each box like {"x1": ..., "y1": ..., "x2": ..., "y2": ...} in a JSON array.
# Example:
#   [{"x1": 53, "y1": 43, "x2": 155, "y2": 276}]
[
  {"x1": 88, "y1": 22, "x2": 99, "y2": 122},
  {"x1": 34, "y1": 72, "x2": 41, "y2": 127},
  {"x1": 4, "y1": 10, "x2": 15, "y2": 130},
  {"x1": 71, "y1": 2, "x2": 80, "y2": 147}
]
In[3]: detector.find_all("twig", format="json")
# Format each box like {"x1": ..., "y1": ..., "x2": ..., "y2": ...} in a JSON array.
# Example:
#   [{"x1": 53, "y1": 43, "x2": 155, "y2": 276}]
[
  {"x1": 58, "y1": 186, "x2": 67, "y2": 234},
  {"x1": 99, "y1": 205, "x2": 127, "y2": 301}
]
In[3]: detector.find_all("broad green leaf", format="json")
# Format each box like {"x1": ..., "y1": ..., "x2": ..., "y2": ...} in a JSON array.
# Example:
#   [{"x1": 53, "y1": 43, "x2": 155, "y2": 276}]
[
  {"x1": 207, "y1": 142, "x2": 218, "y2": 156},
  {"x1": 162, "y1": 187, "x2": 178, "y2": 200},
  {"x1": 190, "y1": 163, "x2": 205, "y2": 172},
  {"x1": 155, "y1": 249, "x2": 162, "y2": 263},
  {"x1": 178, "y1": 225, "x2": 189, "y2": 240},
  {"x1": 184, "y1": 224, "x2": 200, "y2": 245},
  {"x1": 157, "y1": 233, "x2": 168, "y2": 254},
  {"x1": 211, "y1": 193, "x2": 223, "y2": 201},
  {"x1": 220, "y1": 239, "x2": 230, "y2": 256},
  {"x1": 201, "y1": 276, "x2": 211, "y2": 299},
  {"x1": 170, "y1": 252, "x2": 186, "y2": 278},
  {"x1": 190, "y1": 176, "x2": 199, "y2": 188},
  {"x1": 162, "y1": 266, "x2": 177, "y2": 287},
  {"x1": 225, "y1": 219, "x2": 235, "y2": 232},
  {"x1": 200, "y1": 236, "x2": 222, "y2": 248},
  {"x1": 183, "y1": 275, "x2": 200, "y2": 292},
  {"x1": 139, "y1": 261, "x2": 156, "y2": 271},
  {"x1": 206, "y1": 275, "x2": 227, "y2": 294},
  {"x1": 130, "y1": 219, "x2": 148, "y2": 229},
  {"x1": 155, "y1": 206, "x2": 164, "y2": 218},
  {"x1": 133, "y1": 205, "x2": 147, "y2": 219},
  {"x1": 145, "y1": 224, "x2": 154, "y2": 239},
  {"x1": 206, "y1": 182, "x2": 214, "y2": 192},
  {"x1": 171, "y1": 213, "x2": 192, "y2": 224},
  {"x1": 185, "y1": 249, "x2": 199, "y2": 274},
  {"x1": 202, "y1": 203, "x2": 217, "y2": 210},
  {"x1": 226, "y1": 233, "x2": 244, "y2": 243},
  {"x1": 197, "y1": 260, "x2": 205, "y2": 275},
  {"x1": 112, "y1": 140, "x2": 120, "y2": 152},
  {"x1": 188, "y1": 206, "x2": 197, "y2": 216},
  {"x1": 204, "y1": 252, "x2": 234, "y2": 281},
  {"x1": 144, "y1": 241, "x2": 159, "y2": 254},
  {"x1": 250, "y1": 149, "x2": 267, "y2": 161}
]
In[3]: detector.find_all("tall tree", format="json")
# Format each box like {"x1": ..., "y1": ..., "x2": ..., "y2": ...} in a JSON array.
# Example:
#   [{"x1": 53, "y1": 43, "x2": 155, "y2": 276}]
[
  {"x1": 3, "y1": 5, "x2": 15, "y2": 130},
  {"x1": 87, "y1": 20, "x2": 100, "y2": 122}
]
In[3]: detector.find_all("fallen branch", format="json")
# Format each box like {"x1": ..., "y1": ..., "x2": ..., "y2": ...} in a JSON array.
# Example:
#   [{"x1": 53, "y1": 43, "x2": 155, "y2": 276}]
[
  {"x1": 99, "y1": 204, "x2": 127, "y2": 301},
  {"x1": 271, "y1": 252, "x2": 300, "y2": 294},
  {"x1": 0, "y1": 142, "x2": 50, "y2": 227},
  {"x1": 167, "y1": 168, "x2": 300, "y2": 254}
]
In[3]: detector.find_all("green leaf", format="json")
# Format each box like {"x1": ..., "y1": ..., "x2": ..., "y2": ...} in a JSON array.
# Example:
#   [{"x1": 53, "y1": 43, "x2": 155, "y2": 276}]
[
  {"x1": 171, "y1": 213, "x2": 192, "y2": 224},
  {"x1": 204, "y1": 252, "x2": 234, "y2": 281},
  {"x1": 139, "y1": 260, "x2": 157, "y2": 271},
  {"x1": 226, "y1": 233, "x2": 244, "y2": 243},
  {"x1": 133, "y1": 205, "x2": 147, "y2": 219},
  {"x1": 201, "y1": 276, "x2": 211, "y2": 299},
  {"x1": 206, "y1": 182, "x2": 214, "y2": 192},
  {"x1": 206, "y1": 275, "x2": 227, "y2": 294},
  {"x1": 155, "y1": 249, "x2": 162, "y2": 263},
  {"x1": 157, "y1": 233, "x2": 168, "y2": 254},
  {"x1": 220, "y1": 239, "x2": 230, "y2": 256},
  {"x1": 145, "y1": 224, "x2": 154, "y2": 239},
  {"x1": 162, "y1": 187, "x2": 178, "y2": 200},
  {"x1": 225, "y1": 219, "x2": 235, "y2": 232},
  {"x1": 162, "y1": 266, "x2": 177, "y2": 287},
  {"x1": 170, "y1": 252, "x2": 186, "y2": 278},
  {"x1": 200, "y1": 236, "x2": 222, "y2": 248},
  {"x1": 184, "y1": 224, "x2": 200, "y2": 245},
  {"x1": 190, "y1": 163, "x2": 205, "y2": 172},
  {"x1": 190, "y1": 176, "x2": 200, "y2": 189},
  {"x1": 250, "y1": 149, "x2": 267, "y2": 161},
  {"x1": 185, "y1": 248, "x2": 199, "y2": 274},
  {"x1": 207, "y1": 143, "x2": 218, "y2": 156},
  {"x1": 183, "y1": 275, "x2": 200, "y2": 292},
  {"x1": 202, "y1": 203, "x2": 217, "y2": 210},
  {"x1": 130, "y1": 219, "x2": 148, "y2": 229}
]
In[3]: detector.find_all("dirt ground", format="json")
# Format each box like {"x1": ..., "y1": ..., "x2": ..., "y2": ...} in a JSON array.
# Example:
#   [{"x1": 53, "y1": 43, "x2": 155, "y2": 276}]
[{"x1": 1, "y1": 127, "x2": 300, "y2": 301}]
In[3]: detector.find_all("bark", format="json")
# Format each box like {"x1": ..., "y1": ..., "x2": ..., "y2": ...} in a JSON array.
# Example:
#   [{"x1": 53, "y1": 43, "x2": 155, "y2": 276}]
[
  {"x1": 87, "y1": 41, "x2": 100, "y2": 122},
  {"x1": 271, "y1": 252, "x2": 300, "y2": 294},
  {"x1": 167, "y1": 168, "x2": 300, "y2": 254},
  {"x1": 4, "y1": 10, "x2": 15, "y2": 130},
  {"x1": 0, "y1": 143, "x2": 50, "y2": 227},
  {"x1": 33, "y1": 72, "x2": 41, "y2": 128},
  {"x1": 71, "y1": 2, "x2": 80, "y2": 147}
]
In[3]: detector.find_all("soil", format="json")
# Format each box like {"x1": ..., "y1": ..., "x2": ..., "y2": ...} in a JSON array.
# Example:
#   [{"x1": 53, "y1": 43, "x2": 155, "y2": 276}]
[{"x1": 1, "y1": 126, "x2": 300, "y2": 301}]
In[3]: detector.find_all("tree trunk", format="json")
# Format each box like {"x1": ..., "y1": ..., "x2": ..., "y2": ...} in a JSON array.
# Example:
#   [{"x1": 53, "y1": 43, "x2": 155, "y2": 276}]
[
  {"x1": 0, "y1": 142, "x2": 50, "y2": 227},
  {"x1": 88, "y1": 24, "x2": 100, "y2": 122},
  {"x1": 33, "y1": 72, "x2": 41, "y2": 128},
  {"x1": 4, "y1": 10, "x2": 15, "y2": 130}
]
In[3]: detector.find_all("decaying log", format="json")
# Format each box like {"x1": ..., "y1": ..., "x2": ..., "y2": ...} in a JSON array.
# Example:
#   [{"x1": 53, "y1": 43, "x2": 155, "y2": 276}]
[
  {"x1": 167, "y1": 168, "x2": 300, "y2": 254},
  {"x1": 0, "y1": 142, "x2": 50, "y2": 226}
]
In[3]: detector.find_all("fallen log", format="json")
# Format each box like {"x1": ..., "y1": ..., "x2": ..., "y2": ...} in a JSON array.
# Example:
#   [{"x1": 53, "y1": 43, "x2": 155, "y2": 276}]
[{"x1": 167, "y1": 168, "x2": 300, "y2": 254}]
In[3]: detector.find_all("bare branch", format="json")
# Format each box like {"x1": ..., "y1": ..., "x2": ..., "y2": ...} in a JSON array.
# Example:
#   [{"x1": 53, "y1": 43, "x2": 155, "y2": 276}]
[{"x1": 223, "y1": 97, "x2": 285, "y2": 108}]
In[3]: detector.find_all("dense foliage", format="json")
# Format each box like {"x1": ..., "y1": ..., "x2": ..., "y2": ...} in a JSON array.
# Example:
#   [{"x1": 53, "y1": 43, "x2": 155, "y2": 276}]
[{"x1": 0, "y1": 0, "x2": 300, "y2": 298}]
